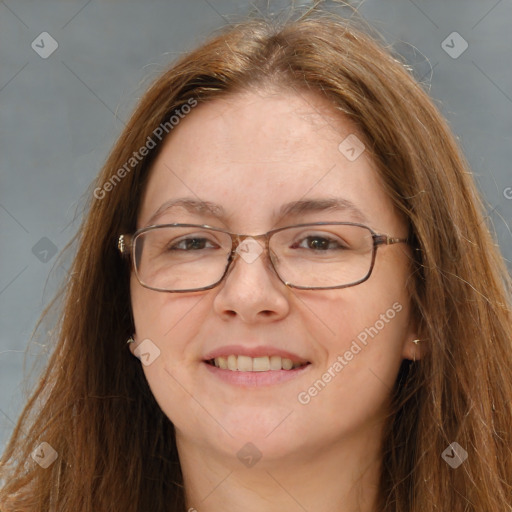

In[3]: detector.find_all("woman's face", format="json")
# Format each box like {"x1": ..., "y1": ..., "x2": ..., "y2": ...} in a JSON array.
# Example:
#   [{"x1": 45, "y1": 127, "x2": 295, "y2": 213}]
[{"x1": 130, "y1": 89, "x2": 417, "y2": 465}]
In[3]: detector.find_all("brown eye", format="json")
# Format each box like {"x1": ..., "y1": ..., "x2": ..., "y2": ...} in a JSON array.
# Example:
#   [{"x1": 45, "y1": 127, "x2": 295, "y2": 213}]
[
  {"x1": 292, "y1": 235, "x2": 347, "y2": 251},
  {"x1": 168, "y1": 237, "x2": 216, "y2": 251}
]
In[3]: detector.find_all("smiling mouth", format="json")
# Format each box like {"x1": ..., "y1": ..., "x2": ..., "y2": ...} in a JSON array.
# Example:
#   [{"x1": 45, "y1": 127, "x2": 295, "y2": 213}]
[{"x1": 205, "y1": 355, "x2": 310, "y2": 372}]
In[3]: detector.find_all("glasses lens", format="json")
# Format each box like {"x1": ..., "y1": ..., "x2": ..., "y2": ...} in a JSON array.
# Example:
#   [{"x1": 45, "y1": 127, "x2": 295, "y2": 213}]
[
  {"x1": 134, "y1": 226, "x2": 232, "y2": 291},
  {"x1": 270, "y1": 224, "x2": 374, "y2": 288}
]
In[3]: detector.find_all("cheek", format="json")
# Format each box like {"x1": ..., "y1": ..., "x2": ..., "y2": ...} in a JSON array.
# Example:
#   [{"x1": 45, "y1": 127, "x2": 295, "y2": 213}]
[
  {"x1": 301, "y1": 283, "x2": 410, "y2": 355},
  {"x1": 297, "y1": 275, "x2": 411, "y2": 407},
  {"x1": 130, "y1": 278, "x2": 212, "y2": 430},
  {"x1": 294, "y1": 292, "x2": 410, "y2": 434},
  {"x1": 131, "y1": 274, "x2": 204, "y2": 345}
]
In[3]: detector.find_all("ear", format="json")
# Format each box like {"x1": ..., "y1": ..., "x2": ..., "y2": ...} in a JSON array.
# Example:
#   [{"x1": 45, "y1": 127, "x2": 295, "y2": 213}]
[
  {"x1": 127, "y1": 335, "x2": 139, "y2": 357},
  {"x1": 400, "y1": 318, "x2": 425, "y2": 362}
]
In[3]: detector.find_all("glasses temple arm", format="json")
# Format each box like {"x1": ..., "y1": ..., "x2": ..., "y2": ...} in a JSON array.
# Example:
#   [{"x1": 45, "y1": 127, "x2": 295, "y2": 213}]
[{"x1": 374, "y1": 234, "x2": 410, "y2": 246}]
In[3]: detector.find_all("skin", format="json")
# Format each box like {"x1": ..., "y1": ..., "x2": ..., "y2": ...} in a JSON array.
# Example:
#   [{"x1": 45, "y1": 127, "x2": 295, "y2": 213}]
[{"x1": 129, "y1": 88, "x2": 421, "y2": 512}]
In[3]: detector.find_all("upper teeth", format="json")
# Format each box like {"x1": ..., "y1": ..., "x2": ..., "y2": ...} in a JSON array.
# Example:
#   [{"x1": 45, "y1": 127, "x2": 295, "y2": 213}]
[{"x1": 212, "y1": 355, "x2": 303, "y2": 371}]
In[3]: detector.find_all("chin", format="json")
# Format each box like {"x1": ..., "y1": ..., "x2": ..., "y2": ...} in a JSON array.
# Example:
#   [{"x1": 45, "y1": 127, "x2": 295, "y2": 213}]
[
  {"x1": 175, "y1": 406, "x2": 307, "y2": 461},
  {"x1": 205, "y1": 428, "x2": 309, "y2": 468}
]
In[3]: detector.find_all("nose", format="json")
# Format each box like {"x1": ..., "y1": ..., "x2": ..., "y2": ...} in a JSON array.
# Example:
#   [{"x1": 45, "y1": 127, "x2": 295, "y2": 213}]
[{"x1": 212, "y1": 238, "x2": 291, "y2": 323}]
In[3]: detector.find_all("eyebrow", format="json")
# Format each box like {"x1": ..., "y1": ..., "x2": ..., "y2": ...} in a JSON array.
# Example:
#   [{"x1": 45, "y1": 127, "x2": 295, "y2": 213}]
[{"x1": 145, "y1": 197, "x2": 369, "y2": 227}]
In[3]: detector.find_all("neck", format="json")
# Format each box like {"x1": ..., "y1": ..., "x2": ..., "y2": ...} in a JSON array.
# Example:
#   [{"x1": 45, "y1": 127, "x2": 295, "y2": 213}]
[{"x1": 177, "y1": 421, "x2": 384, "y2": 512}]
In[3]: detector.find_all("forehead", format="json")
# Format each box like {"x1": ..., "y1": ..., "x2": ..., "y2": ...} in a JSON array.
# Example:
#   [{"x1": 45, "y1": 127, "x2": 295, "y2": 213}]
[{"x1": 137, "y1": 90, "x2": 399, "y2": 233}]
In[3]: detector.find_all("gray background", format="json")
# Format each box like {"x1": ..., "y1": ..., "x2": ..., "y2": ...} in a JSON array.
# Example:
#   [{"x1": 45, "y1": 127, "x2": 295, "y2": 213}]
[{"x1": 1, "y1": 0, "x2": 511, "y2": 452}]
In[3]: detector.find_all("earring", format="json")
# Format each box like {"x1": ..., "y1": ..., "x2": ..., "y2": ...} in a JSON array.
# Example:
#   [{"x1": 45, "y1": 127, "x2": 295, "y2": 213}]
[
  {"x1": 412, "y1": 339, "x2": 420, "y2": 362},
  {"x1": 126, "y1": 336, "x2": 135, "y2": 345}
]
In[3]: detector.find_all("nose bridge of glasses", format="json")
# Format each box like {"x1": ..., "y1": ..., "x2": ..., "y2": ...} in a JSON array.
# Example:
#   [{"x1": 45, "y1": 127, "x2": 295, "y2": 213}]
[
  {"x1": 232, "y1": 231, "x2": 268, "y2": 246},
  {"x1": 227, "y1": 232, "x2": 275, "y2": 274}
]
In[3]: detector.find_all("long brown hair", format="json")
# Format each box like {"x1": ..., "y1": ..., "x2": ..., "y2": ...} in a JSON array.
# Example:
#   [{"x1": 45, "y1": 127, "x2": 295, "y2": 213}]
[{"x1": 1, "y1": 8, "x2": 511, "y2": 512}]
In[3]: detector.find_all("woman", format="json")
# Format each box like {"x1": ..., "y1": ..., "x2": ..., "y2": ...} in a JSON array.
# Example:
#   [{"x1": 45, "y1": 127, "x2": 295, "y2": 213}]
[{"x1": 1, "y1": 8, "x2": 511, "y2": 512}]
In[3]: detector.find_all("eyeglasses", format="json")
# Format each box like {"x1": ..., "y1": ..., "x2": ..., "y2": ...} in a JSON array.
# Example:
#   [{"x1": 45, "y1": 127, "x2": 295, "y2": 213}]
[{"x1": 118, "y1": 222, "x2": 408, "y2": 293}]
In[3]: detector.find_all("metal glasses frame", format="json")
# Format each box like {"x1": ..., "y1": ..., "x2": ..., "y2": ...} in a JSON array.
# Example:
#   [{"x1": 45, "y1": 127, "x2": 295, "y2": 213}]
[{"x1": 118, "y1": 222, "x2": 408, "y2": 292}]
